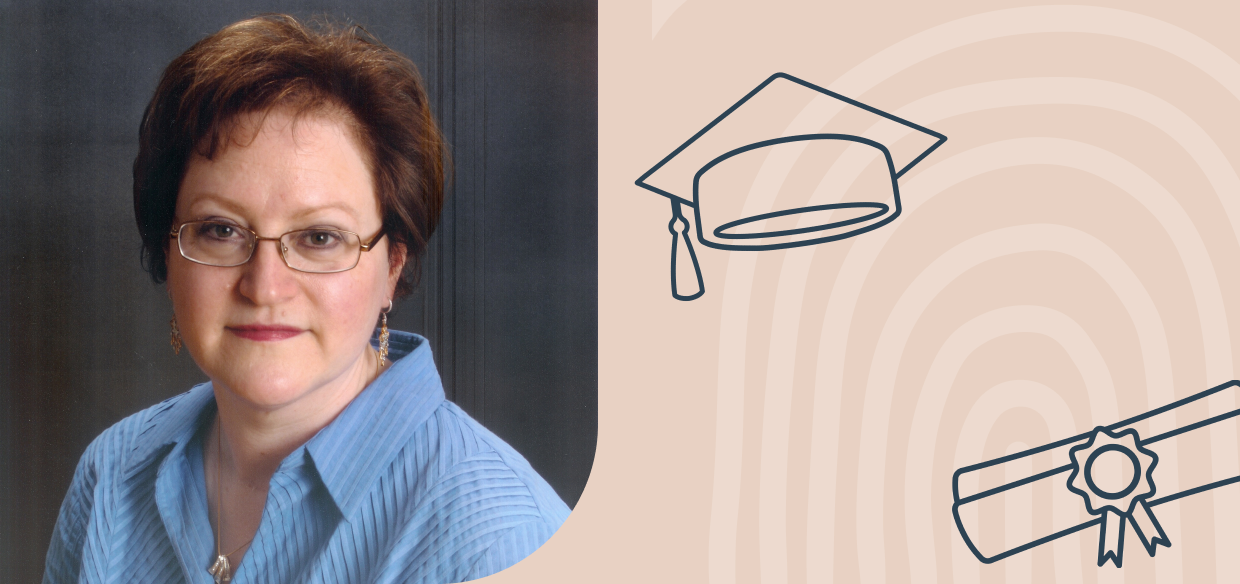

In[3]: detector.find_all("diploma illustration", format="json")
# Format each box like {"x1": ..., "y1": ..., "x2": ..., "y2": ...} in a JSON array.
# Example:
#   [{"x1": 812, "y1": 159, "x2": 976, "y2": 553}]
[
  {"x1": 635, "y1": 72, "x2": 946, "y2": 300},
  {"x1": 953, "y1": 380, "x2": 1240, "y2": 568}
]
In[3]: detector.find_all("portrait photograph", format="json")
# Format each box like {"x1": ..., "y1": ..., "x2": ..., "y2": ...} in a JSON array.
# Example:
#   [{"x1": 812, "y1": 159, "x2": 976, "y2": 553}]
[{"x1": 0, "y1": 2, "x2": 596, "y2": 582}]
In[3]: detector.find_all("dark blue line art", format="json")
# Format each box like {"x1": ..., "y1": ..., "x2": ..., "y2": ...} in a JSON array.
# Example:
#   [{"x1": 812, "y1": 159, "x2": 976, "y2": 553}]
[
  {"x1": 635, "y1": 72, "x2": 946, "y2": 300},
  {"x1": 1064, "y1": 428, "x2": 1166, "y2": 566},
  {"x1": 953, "y1": 380, "x2": 1240, "y2": 568},
  {"x1": 668, "y1": 199, "x2": 704, "y2": 301},
  {"x1": 695, "y1": 134, "x2": 900, "y2": 251}
]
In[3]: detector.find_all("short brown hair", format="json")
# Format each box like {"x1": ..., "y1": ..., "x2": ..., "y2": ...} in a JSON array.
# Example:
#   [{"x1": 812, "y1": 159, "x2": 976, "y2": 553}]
[{"x1": 133, "y1": 14, "x2": 445, "y2": 297}]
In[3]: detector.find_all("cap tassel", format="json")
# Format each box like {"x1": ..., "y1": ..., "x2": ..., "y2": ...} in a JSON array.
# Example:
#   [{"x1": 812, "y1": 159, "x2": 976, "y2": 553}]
[{"x1": 669, "y1": 200, "x2": 705, "y2": 301}]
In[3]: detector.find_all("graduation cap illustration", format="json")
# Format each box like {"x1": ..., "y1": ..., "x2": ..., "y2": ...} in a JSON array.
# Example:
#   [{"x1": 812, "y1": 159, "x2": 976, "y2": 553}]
[{"x1": 635, "y1": 73, "x2": 946, "y2": 300}]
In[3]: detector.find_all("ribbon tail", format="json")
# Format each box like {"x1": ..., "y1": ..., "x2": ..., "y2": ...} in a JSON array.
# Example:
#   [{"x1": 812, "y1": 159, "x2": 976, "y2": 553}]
[
  {"x1": 1097, "y1": 509, "x2": 1126, "y2": 567},
  {"x1": 1129, "y1": 500, "x2": 1171, "y2": 556}
]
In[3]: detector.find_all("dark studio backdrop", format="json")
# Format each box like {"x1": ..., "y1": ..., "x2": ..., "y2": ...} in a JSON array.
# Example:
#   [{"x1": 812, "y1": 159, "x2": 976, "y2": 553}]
[{"x1": 0, "y1": 1, "x2": 598, "y2": 580}]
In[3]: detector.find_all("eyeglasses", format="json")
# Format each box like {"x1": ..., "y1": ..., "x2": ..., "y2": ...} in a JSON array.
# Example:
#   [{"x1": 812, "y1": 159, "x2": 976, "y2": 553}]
[{"x1": 170, "y1": 220, "x2": 385, "y2": 273}]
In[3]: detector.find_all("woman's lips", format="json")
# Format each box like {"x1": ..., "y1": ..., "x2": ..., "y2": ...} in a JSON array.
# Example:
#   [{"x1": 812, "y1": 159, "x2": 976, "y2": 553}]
[{"x1": 227, "y1": 325, "x2": 304, "y2": 341}]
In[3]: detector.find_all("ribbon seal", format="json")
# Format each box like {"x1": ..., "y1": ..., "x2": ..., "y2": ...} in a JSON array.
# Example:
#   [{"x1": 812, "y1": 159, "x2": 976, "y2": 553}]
[{"x1": 1066, "y1": 427, "x2": 1170, "y2": 567}]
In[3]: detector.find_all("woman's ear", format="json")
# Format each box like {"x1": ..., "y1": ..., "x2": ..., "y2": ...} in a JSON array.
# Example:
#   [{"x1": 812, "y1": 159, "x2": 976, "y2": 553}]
[{"x1": 387, "y1": 241, "x2": 408, "y2": 292}]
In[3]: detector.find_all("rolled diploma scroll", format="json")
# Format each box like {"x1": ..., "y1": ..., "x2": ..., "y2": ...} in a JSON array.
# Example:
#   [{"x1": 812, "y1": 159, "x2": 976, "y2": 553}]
[{"x1": 953, "y1": 380, "x2": 1240, "y2": 564}]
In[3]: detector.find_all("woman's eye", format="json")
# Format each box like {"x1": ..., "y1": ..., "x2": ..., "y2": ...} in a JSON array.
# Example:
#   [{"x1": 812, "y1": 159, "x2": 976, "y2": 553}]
[
  {"x1": 196, "y1": 222, "x2": 242, "y2": 241},
  {"x1": 299, "y1": 230, "x2": 342, "y2": 248}
]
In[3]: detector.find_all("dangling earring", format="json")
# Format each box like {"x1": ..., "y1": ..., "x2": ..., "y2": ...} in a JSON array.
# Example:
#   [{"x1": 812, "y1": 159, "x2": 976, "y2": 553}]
[
  {"x1": 378, "y1": 300, "x2": 392, "y2": 366},
  {"x1": 170, "y1": 315, "x2": 182, "y2": 355}
]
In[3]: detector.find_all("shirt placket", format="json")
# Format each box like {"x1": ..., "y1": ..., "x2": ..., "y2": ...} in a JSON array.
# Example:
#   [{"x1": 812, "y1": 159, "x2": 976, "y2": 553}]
[{"x1": 227, "y1": 448, "x2": 317, "y2": 584}]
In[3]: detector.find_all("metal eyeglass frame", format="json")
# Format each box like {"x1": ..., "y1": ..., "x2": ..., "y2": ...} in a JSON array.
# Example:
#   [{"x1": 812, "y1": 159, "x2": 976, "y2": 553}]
[{"x1": 169, "y1": 220, "x2": 386, "y2": 274}]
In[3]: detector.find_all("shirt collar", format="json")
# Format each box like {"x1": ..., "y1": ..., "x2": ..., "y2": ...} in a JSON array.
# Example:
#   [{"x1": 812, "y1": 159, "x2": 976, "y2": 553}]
[
  {"x1": 304, "y1": 330, "x2": 444, "y2": 519},
  {"x1": 123, "y1": 383, "x2": 216, "y2": 479},
  {"x1": 121, "y1": 330, "x2": 445, "y2": 522}
]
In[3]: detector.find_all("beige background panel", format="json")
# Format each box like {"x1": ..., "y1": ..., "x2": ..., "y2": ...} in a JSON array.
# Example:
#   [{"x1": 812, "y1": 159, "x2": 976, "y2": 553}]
[{"x1": 501, "y1": 1, "x2": 1240, "y2": 582}]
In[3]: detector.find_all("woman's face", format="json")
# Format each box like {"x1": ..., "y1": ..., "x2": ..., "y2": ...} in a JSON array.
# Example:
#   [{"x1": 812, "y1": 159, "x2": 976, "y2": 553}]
[{"x1": 167, "y1": 107, "x2": 402, "y2": 410}]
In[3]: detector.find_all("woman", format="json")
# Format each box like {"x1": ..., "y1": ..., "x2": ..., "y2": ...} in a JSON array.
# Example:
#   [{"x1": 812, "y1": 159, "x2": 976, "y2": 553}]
[{"x1": 43, "y1": 14, "x2": 569, "y2": 584}]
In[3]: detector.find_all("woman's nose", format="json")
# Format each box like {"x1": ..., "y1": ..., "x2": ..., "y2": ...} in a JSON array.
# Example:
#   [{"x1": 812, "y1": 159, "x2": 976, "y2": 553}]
[{"x1": 237, "y1": 238, "x2": 299, "y2": 305}]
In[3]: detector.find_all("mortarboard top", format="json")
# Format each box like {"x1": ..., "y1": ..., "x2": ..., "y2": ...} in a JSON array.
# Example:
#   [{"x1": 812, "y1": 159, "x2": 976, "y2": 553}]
[{"x1": 636, "y1": 72, "x2": 946, "y2": 300}]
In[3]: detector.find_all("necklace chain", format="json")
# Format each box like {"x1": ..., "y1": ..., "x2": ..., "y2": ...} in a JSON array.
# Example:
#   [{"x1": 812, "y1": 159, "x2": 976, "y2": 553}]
[
  {"x1": 209, "y1": 346, "x2": 381, "y2": 583},
  {"x1": 209, "y1": 415, "x2": 254, "y2": 583}
]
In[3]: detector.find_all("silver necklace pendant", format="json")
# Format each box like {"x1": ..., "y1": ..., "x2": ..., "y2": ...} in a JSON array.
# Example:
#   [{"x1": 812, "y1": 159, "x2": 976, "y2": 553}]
[{"x1": 208, "y1": 554, "x2": 231, "y2": 583}]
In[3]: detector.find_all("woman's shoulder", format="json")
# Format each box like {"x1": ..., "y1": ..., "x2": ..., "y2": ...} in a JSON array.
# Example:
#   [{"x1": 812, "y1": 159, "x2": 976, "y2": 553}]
[
  {"x1": 366, "y1": 400, "x2": 569, "y2": 580},
  {"x1": 77, "y1": 383, "x2": 214, "y2": 475},
  {"x1": 413, "y1": 400, "x2": 571, "y2": 521},
  {"x1": 44, "y1": 383, "x2": 215, "y2": 581}
]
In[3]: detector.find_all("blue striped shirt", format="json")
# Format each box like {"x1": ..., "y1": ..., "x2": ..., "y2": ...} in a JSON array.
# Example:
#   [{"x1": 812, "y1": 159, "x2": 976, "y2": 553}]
[{"x1": 43, "y1": 331, "x2": 570, "y2": 583}]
